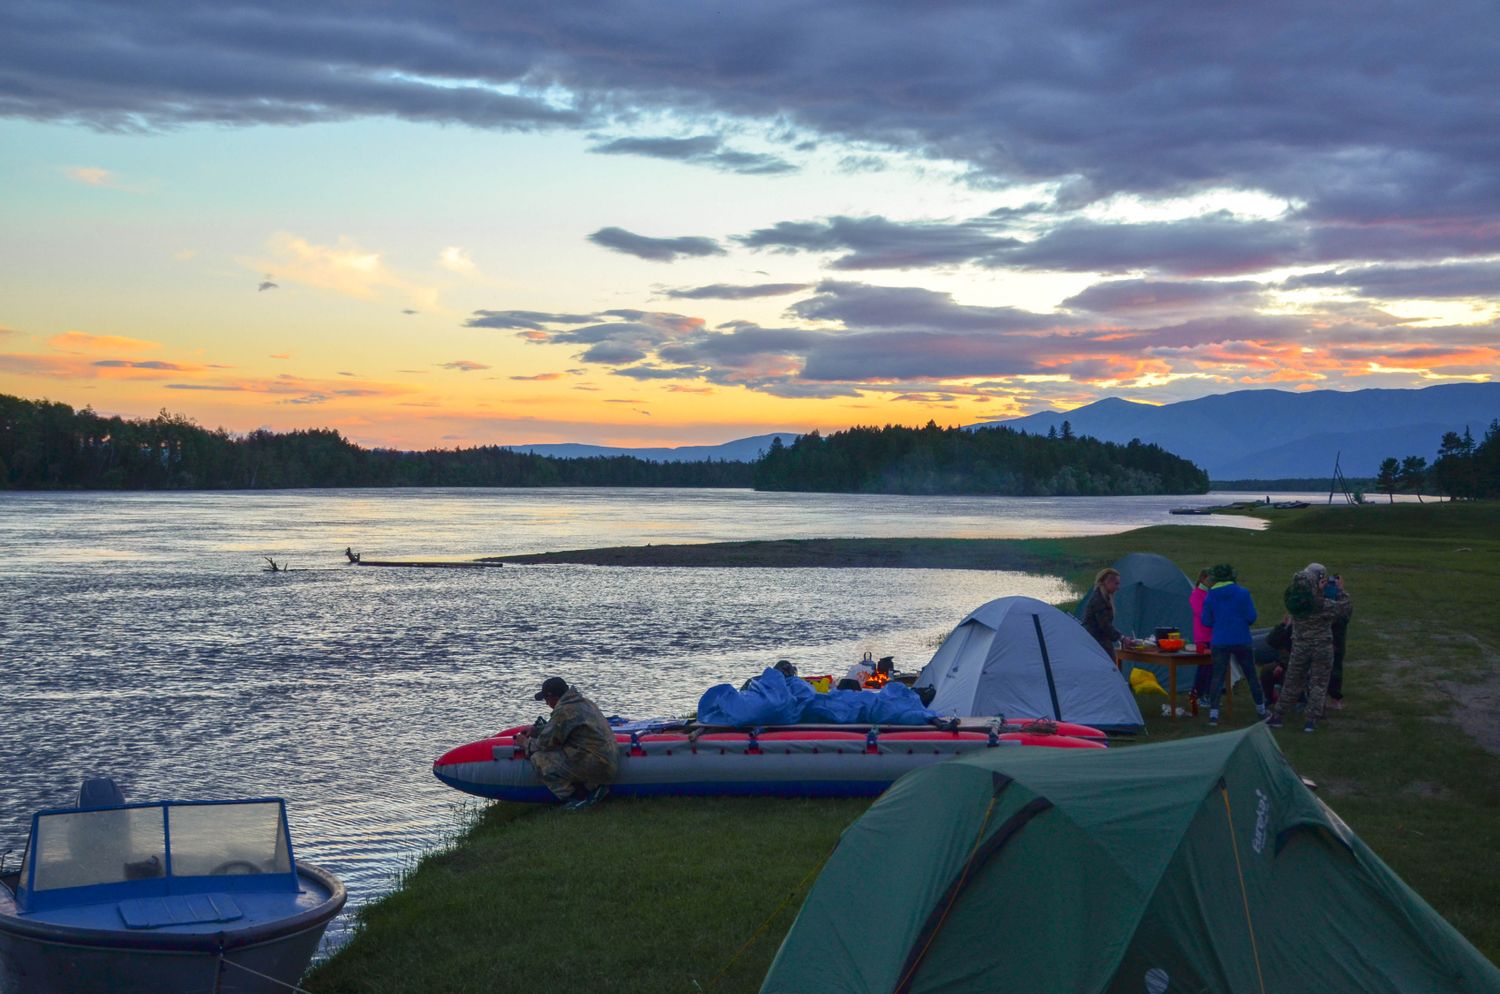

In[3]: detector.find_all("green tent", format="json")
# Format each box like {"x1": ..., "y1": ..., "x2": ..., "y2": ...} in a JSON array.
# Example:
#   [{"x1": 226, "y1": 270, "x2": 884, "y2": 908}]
[
  {"x1": 762, "y1": 726, "x2": 1500, "y2": 994},
  {"x1": 1076, "y1": 551, "x2": 1196, "y2": 639}
]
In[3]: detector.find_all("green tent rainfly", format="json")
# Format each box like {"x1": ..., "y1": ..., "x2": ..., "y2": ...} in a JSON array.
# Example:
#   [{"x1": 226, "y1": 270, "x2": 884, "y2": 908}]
[{"x1": 761, "y1": 725, "x2": 1500, "y2": 994}]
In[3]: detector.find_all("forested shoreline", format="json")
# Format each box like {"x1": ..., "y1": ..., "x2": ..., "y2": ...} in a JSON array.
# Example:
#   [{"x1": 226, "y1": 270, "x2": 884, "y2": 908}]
[
  {"x1": 0, "y1": 394, "x2": 751, "y2": 490},
  {"x1": 752, "y1": 422, "x2": 1209, "y2": 495},
  {"x1": 0, "y1": 393, "x2": 1304, "y2": 498}
]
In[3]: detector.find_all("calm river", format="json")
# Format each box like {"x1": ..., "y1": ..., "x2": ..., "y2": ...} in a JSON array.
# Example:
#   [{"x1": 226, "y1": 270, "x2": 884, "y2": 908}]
[{"x1": 0, "y1": 487, "x2": 1294, "y2": 951}]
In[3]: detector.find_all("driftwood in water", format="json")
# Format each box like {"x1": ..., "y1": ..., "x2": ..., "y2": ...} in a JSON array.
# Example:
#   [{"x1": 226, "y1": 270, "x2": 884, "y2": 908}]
[
  {"x1": 264, "y1": 556, "x2": 288, "y2": 572},
  {"x1": 343, "y1": 548, "x2": 500, "y2": 569},
  {"x1": 355, "y1": 560, "x2": 502, "y2": 569}
]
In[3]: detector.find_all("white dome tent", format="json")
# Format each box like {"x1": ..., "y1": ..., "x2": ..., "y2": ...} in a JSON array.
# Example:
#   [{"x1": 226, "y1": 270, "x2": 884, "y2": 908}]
[{"x1": 915, "y1": 596, "x2": 1145, "y2": 733}]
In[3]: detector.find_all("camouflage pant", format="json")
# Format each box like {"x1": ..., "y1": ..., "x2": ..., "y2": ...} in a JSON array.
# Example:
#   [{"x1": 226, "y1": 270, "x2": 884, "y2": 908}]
[
  {"x1": 1274, "y1": 639, "x2": 1334, "y2": 721},
  {"x1": 529, "y1": 749, "x2": 613, "y2": 802}
]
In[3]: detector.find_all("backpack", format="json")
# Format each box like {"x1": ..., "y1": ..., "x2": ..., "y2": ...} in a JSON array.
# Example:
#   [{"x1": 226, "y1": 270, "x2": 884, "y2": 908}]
[{"x1": 1283, "y1": 571, "x2": 1324, "y2": 618}]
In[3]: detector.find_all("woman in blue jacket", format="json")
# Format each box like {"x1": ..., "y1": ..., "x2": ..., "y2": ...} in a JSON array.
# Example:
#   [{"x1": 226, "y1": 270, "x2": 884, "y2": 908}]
[{"x1": 1199, "y1": 563, "x2": 1266, "y2": 725}]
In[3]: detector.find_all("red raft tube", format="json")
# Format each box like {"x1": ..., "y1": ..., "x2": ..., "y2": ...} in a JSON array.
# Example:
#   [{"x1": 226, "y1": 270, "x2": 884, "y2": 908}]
[{"x1": 432, "y1": 719, "x2": 1106, "y2": 802}]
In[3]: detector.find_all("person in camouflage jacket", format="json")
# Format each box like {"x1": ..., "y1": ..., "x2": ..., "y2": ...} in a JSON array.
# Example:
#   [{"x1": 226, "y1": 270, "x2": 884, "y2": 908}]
[
  {"x1": 1266, "y1": 563, "x2": 1351, "y2": 732},
  {"x1": 517, "y1": 677, "x2": 619, "y2": 804}
]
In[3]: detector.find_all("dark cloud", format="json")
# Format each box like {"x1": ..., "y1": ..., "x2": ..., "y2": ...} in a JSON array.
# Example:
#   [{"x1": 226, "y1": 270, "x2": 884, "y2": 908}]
[
  {"x1": 663, "y1": 282, "x2": 811, "y2": 300},
  {"x1": 1283, "y1": 262, "x2": 1500, "y2": 299},
  {"x1": 588, "y1": 227, "x2": 726, "y2": 262},
  {"x1": 1064, "y1": 279, "x2": 1267, "y2": 314},
  {"x1": 465, "y1": 309, "x2": 601, "y2": 331},
  {"x1": 1007, "y1": 216, "x2": 1307, "y2": 277},
  {"x1": 613, "y1": 364, "x2": 709, "y2": 380},
  {"x1": 7, "y1": 0, "x2": 1500, "y2": 243},
  {"x1": 592, "y1": 135, "x2": 794, "y2": 175},
  {"x1": 735, "y1": 215, "x2": 1017, "y2": 270},
  {"x1": 792, "y1": 281, "x2": 1065, "y2": 332},
  {"x1": 93, "y1": 359, "x2": 192, "y2": 370}
]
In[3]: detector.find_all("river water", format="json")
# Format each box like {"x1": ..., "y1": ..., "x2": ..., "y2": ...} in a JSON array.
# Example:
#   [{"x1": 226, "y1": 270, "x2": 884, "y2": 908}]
[{"x1": 0, "y1": 486, "x2": 1293, "y2": 950}]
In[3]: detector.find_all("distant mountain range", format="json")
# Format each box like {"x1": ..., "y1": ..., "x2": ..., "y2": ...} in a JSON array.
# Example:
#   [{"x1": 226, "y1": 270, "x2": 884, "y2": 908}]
[
  {"x1": 504, "y1": 383, "x2": 1499, "y2": 481},
  {"x1": 973, "y1": 382, "x2": 1500, "y2": 480},
  {"x1": 503, "y1": 432, "x2": 800, "y2": 464}
]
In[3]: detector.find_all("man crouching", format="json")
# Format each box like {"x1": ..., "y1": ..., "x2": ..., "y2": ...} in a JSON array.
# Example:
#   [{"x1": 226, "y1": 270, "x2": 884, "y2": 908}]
[{"x1": 514, "y1": 676, "x2": 619, "y2": 810}]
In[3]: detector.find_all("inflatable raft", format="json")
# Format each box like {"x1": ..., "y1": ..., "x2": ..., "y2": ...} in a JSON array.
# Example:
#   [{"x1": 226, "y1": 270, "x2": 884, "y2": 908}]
[{"x1": 433, "y1": 720, "x2": 1106, "y2": 802}]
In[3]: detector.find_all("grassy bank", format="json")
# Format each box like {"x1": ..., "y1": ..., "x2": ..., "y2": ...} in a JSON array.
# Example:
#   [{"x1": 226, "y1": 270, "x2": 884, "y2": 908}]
[{"x1": 312, "y1": 503, "x2": 1500, "y2": 993}]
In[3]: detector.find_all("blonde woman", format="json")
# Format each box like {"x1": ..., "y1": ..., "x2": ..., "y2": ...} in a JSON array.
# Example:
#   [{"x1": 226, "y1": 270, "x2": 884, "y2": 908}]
[{"x1": 1082, "y1": 567, "x2": 1123, "y2": 659}]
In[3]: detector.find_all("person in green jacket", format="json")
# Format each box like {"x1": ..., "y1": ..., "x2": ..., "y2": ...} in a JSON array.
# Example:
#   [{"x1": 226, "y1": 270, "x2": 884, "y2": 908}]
[{"x1": 515, "y1": 677, "x2": 619, "y2": 810}]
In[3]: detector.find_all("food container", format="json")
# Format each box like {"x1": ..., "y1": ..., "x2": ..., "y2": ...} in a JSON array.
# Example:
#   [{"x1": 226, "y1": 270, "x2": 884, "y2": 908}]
[{"x1": 1158, "y1": 638, "x2": 1186, "y2": 652}]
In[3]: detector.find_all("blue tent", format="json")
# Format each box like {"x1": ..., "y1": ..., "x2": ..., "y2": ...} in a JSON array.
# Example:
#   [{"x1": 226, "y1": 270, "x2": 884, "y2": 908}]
[{"x1": 915, "y1": 596, "x2": 1144, "y2": 733}]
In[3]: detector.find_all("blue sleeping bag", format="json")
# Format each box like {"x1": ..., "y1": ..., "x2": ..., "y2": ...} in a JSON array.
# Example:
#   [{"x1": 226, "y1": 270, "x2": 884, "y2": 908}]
[
  {"x1": 696, "y1": 668, "x2": 817, "y2": 726},
  {"x1": 697, "y1": 670, "x2": 935, "y2": 726}
]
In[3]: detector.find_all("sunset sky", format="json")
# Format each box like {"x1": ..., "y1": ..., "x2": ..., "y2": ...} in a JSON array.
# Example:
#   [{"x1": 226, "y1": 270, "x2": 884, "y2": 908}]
[{"x1": 3, "y1": 1, "x2": 1498, "y2": 450}]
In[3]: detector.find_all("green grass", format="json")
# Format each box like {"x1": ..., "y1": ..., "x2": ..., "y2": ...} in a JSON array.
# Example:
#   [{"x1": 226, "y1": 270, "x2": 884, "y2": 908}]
[{"x1": 311, "y1": 502, "x2": 1500, "y2": 992}]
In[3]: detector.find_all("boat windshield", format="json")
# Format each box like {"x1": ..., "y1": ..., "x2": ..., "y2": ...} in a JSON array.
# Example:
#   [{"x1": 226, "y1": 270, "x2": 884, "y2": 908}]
[{"x1": 18, "y1": 799, "x2": 293, "y2": 909}]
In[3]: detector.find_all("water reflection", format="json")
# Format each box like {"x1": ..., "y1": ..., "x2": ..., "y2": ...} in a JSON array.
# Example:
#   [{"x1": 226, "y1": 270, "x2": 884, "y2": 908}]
[{"x1": 0, "y1": 488, "x2": 1120, "y2": 952}]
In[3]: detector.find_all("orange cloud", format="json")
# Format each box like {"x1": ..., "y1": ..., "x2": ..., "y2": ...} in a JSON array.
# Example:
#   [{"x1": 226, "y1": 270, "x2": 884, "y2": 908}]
[
  {"x1": 48, "y1": 331, "x2": 160, "y2": 354},
  {"x1": 1, "y1": 354, "x2": 207, "y2": 380},
  {"x1": 248, "y1": 233, "x2": 439, "y2": 310}
]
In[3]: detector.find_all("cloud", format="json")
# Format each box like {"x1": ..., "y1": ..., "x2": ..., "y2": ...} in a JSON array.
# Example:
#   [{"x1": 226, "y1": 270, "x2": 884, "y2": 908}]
[
  {"x1": 510, "y1": 372, "x2": 566, "y2": 380},
  {"x1": 1064, "y1": 279, "x2": 1268, "y2": 315},
  {"x1": 438, "y1": 246, "x2": 476, "y2": 275},
  {"x1": 65, "y1": 166, "x2": 117, "y2": 187},
  {"x1": 791, "y1": 281, "x2": 1066, "y2": 332},
  {"x1": 246, "y1": 233, "x2": 435, "y2": 307},
  {"x1": 736, "y1": 215, "x2": 1018, "y2": 270},
  {"x1": 466, "y1": 309, "x2": 602, "y2": 331},
  {"x1": 93, "y1": 359, "x2": 205, "y2": 371},
  {"x1": 440, "y1": 360, "x2": 491, "y2": 371},
  {"x1": 1007, "y1": 216, "x2": 1308, "y2": 277},
  {"x1": 48, "y1": 331, "x2": 160, "y2": 353},
  {"x1": 1282, "y1": 262, "x2": 1500, "y2": 300},
  {"x1": 587, "y1": 227, "x2": 726, "y2": 262},
  {"x1": 591, "y1": 135, "x2": 795, "y2": 175},
  {"x1": 10, "y1": 1, "x2": 1500, "y2": 246},
  {"x1": 663, "y1": 282, "x2": 812, "y2": 300}
]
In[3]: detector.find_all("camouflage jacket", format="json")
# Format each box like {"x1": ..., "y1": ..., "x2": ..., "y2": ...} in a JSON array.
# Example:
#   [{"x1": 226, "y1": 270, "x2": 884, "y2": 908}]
[
  {"x1": 528, "y1": 688, "x2": 620, "y2": 776},
  {"x1": 1291, "y1": 589, "x2": 1352, "y2": 646}
]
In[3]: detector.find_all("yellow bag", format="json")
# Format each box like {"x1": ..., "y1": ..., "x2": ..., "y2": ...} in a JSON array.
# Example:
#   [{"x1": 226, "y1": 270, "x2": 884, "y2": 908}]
[{"x1": 1130, "y1": 668, "x2": 1167, "y2": 696}]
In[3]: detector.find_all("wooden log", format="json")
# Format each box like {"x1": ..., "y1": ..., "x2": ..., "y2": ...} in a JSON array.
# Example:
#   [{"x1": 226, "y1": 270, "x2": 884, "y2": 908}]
[{"x1": 353, "y1": 559, "x2": 503, "y2": 569}]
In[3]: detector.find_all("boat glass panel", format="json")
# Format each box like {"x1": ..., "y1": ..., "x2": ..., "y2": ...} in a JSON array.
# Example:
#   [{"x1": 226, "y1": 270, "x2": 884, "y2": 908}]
[
  {"x1": 167, "y1": 801, "x2": 291, "y2": 877},
  {"x1": 27, "y1": 806, "x2": 166, "y2": 891}
]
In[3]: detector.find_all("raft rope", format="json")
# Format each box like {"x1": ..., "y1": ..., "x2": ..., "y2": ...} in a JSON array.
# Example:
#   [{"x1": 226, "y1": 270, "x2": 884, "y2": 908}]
[
  {"x1": 219, "y1": 955, "x2": 321, "y2": 994},
  {"x1": 693, "y1": 847, "x2": 833, "y2": 993},
  {"x1": 1220, "y1": 785, "x2": 1269, "y2": 994}
]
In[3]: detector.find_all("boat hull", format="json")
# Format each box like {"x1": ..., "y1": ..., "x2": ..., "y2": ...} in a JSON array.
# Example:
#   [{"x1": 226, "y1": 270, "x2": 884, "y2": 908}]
[
  {"x1": 434, "y1": 728, "x2": 1105, "y2": 802},
  {"x1": 0, "y1": 863, "x2": 345, "y2": 994}
]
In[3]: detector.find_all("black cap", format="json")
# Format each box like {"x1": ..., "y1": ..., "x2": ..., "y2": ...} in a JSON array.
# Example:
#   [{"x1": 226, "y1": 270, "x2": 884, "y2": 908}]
[{"x1": 533, "y1": 676, "x2": 568, "y2": 701}]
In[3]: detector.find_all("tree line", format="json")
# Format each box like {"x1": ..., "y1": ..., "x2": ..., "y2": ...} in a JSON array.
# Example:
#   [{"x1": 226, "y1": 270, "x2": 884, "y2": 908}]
[
  {"x1": 0, "y1": 394, "x2": 751, "y2": 490},
  {"x1": 751, "y1": 420, "x2": 1209, "y2": 495},
  {"x1": 1374, "y1": 421, "x2": 1500, "y2": 501},
  {"x1": 0, "y1": 395, "x2": 1211, "y2": 495}
]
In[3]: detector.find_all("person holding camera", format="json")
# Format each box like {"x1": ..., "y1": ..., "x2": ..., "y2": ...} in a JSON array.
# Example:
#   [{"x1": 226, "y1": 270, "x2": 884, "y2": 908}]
[{"x1": 514, "y1": 677, "x2": 618, "y2": 810}]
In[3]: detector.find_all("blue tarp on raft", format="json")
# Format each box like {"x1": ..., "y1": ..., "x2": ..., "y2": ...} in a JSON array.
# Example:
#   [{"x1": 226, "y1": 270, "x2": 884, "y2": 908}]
[{"x1": 696, "y1": 669, "x2": 936, "y2": 727}]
